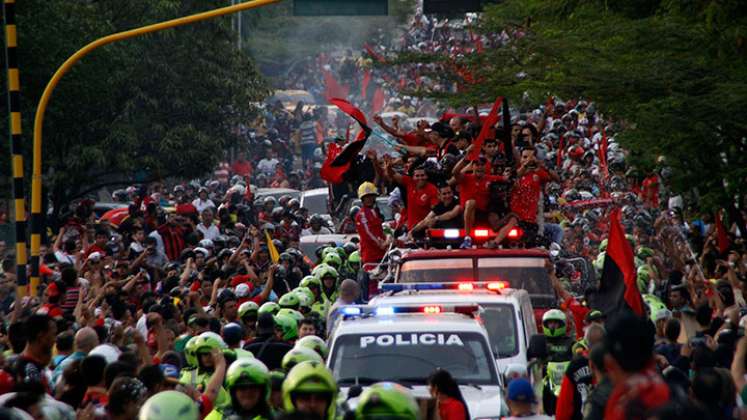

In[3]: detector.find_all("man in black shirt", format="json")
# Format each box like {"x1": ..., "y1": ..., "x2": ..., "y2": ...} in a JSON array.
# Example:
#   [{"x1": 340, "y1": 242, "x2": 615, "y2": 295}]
[
  {"x1": 408, "y1": 184, "x2": 463, "y2": 240},
  {"x1": 243, "y1": 313, "x2": 292, "y2": 370}
]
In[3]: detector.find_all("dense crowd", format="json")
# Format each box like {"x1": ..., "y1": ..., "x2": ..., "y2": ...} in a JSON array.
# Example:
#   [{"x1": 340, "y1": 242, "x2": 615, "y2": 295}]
[{"x1": 2, "y1": 6, "x2": 747, "y2": 420}]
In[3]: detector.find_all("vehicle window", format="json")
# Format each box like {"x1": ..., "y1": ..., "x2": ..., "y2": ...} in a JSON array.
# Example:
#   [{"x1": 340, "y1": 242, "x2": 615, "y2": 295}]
[
  {"x1": 476, "y1": 258, "x2": 553, "y2": 298},
  {"x1": 303, "y1": 193, "x2": 328, "y2": 215},
  {"x1": 330, "y1": 332, "x2": 498, "y2": 386},
  {"x1": 480, "y1": 304, "x2": 519, "y2": 358},
  {"x1": 398, "y1": 259, "x2": 473, "y2": 283}
]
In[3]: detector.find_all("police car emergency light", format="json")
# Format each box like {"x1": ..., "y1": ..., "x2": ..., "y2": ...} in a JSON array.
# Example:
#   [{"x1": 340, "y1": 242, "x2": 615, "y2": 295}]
[
  {"x1": 380, "y1": 281, "x2": 510, "y2": 293},
  {"x1": 337, "y1": 303, "x2": 481, "y2": 319},
  {"x1": 427, "y1": 227, "x2": 524, "y2": 243}
]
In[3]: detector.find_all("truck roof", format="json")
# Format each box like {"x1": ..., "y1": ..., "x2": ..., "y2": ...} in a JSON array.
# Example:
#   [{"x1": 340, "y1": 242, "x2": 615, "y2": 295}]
[{"x1": 399, "y1": 248, "x2": 549, "y2": 261}]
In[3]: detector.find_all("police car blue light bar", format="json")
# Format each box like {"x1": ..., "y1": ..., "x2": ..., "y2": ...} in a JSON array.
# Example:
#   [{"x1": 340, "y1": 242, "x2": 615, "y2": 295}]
[{"x1": 337, "y1": 303, "x2": 481, "y2": 318}]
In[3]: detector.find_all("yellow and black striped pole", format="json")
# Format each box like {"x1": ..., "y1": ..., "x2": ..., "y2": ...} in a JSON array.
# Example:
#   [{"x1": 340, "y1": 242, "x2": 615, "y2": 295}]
[{"x1": 3, "y1": 0, "x2": 28, "y2": 297}]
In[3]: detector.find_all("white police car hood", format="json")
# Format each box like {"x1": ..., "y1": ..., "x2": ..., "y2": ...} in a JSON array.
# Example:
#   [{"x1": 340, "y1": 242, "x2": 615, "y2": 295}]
[{"x1": 340, "y1": 384, "x2": 507, "y2": 419}]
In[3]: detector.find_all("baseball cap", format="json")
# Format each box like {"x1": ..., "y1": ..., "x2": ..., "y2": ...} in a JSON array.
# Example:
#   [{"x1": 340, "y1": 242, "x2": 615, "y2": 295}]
[
  {"x1": 235, "y1": 283, "x2": 250, "y2": 298},
  {"x1": 428, "y1": 122, "x2": 455, "y2": 139},
  {"x1": 159, "y1": 363, "x2": 181, "y2": 384},
  {"x1": 507, "y1": 378, "x2": 536, "y2": 403}
]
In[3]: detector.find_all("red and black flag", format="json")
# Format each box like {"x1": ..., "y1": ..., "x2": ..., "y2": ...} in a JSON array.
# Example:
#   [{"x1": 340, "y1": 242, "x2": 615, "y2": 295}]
[
  {"x1": 320, "y1": 98, "x2": 372, "y2": 184},
  {"x1": 590, "y1": 209, "x2": 646, "y2": 318}
]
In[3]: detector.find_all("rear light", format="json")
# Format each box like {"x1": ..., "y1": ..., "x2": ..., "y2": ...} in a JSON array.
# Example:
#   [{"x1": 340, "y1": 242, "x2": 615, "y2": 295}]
[
  {"x1": 457, "y1": 283, "x2": 474, "y2": 291},
  {"x1": 422, "y1": 306, "x2": 442, "y2": 314},
  {"x1": 473, "y1": 228, "x2": 490, "y2": 238},
  {"x1": 487, "y1": 281, "x2": 509, "y2": 291},
  {"x1": 507, "y1": 227, "x2": 523, "y2": 239},
  {"x1": 444, "y1": 229, "x2": 460, "y2": 239}
]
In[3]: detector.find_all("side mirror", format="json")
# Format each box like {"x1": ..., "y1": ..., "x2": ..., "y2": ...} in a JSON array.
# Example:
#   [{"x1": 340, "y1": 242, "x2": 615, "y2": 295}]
[{"x1": 527, "y1": 334, "x2": 548, "y2": 360}]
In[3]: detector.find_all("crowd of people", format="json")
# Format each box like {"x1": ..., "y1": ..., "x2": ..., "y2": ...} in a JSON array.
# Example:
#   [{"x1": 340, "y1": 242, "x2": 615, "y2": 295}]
[{"x1": 2, "y1": 5, "x2": 747, "y2": 420}]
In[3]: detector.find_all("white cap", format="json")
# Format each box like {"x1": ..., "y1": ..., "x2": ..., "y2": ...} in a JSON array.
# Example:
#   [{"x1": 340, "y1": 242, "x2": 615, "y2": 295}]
[
  {"x1": 235, "y1": 283, "x2": 250, "y2": 298},
  {"x1": 89, "y1": 344, "x2": 121, "y2": 364},
  {"x1": 87, "y1": 252, "x2": 102, "y2": 262}
]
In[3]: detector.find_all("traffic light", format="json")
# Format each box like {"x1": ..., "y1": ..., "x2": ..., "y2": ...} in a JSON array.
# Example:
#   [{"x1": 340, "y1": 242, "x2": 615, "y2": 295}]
[{"x1": 293, "y1": 0, "x2": 388, "y2": 16}]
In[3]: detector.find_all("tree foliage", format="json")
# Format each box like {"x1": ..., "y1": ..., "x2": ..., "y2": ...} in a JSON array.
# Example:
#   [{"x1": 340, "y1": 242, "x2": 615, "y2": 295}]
[
  {"x1": 1, "y1": 0, "x2": 269, "y2": 213},
  {"x1": 401, "y1": 0, "x2": 747, "y2": 210}
]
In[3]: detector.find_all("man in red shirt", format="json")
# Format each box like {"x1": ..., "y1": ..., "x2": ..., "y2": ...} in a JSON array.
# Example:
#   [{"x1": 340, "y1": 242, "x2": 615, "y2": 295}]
[
  {"x1": 231, "y1": 151, "x2": 252, "y2": 178},
  {"x1": 383, "y1": 162, "x2": 438, "y2": 233},
  {"x1": 641, "y1": 172, "x2": 659, "y2": 209},
  {"x1": 452, "y1": 155, "x2": 508, "y2": 234},
  {"x1": 505, "y1": 147, "x2": 560, "y2": 245},
  {"x1": 355, "y1": 182, "x2": 387, "y2": 300}
]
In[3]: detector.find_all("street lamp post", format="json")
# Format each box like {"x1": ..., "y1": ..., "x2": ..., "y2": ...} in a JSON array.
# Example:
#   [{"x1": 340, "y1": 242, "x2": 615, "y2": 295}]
[{"x1": 27, "y1": 0, "x2": 279, "y2": 295}]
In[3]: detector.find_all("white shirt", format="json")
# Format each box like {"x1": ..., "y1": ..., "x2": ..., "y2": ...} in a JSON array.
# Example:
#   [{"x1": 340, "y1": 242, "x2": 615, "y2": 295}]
[
  {"x1": 257, "y1": 158, "x2": 279, "y2": 176},
  {"x1": 192, "y1": 198, "x2": 216, "y2": 213},
  {"x1": 197, "y1": 223, "x2": 220, "y2": 241},
  {"x1": 54, "y1": 250, "x2": 76, "y2": 265}
]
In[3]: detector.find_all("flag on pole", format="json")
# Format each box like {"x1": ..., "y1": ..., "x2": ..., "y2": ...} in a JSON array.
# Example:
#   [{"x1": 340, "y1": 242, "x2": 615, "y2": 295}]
[
  {"x1": 320, "y1": 98, "x2": 372, "y2": 184},
  {"x1": 590, "y1": 209, "x2": 646, "y2": 318},
  {"x1": 467, "y1": 97, "x2": 503, "y2": 161},
  {"x1": 265, "y1": 230, "x2": 279, "y2": 263}
]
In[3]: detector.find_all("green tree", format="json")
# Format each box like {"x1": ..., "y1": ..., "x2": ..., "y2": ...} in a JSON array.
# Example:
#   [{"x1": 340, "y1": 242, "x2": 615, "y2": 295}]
[
  {"x1": 1, "y1": 0, "x2": 269, "y2": 217},
  {"x1": 393, "y1": 0, "x2": 747, "y2": 214}
]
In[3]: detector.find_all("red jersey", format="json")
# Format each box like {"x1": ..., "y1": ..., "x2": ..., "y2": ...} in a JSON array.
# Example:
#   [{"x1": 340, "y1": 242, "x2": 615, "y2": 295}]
[
  {"x1": 459, "y1": 174, "x2": 507, "y2": 211},
  {"x1": 438, "y1": 397, "x2": 467, "y2": 420},
  {"x1": 355, "y1": 207, "x2": 385, "y2": 264},
  {"x1": 401, "y1": 175, "x2": 438, "y2": 229},
  {"x1": 402, "y1": 132, "x2": 426, "y2": 146},
  {"x1": 510, "y1": 168, "x2": 551, "y2": 223},
  {"x1": 641, "y1": 175, "x2": 659, "y2": 209},
  {"x1": 231, "y1": 159, "x2": 252, "y2": 178}
]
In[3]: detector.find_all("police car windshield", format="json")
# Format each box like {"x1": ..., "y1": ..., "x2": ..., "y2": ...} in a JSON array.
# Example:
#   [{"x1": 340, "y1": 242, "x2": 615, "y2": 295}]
[
  {"x1": 480, "y1": 304, "x2": 519, "y2": 358},
  {"x1": 331, "y1": 332, "x2": 498, "y2": 386}
]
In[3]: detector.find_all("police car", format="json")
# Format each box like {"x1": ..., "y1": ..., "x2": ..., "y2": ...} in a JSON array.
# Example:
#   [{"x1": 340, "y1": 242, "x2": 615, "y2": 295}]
[
  {"x1": 370, "y1": 282, "x2": 538, "y2": 383},
  {"x1": 327, "y1": 304, "x2": 507, "y2": 419}
]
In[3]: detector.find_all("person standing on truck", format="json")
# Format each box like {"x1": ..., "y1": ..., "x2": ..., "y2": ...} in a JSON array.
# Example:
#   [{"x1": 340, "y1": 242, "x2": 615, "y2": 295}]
[{"x1": 354, "y1": 182, "x2": 388, "y2": 300}]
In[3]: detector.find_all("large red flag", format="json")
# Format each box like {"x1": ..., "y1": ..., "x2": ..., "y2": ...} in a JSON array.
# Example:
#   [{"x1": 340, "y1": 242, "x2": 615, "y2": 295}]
[
  {"x1": 319, "y1": 98, "x2": 373, "y2": 184},
  {"x1": 323, "y1": 69, "x2": 349, "y2": 100},
  {"x1": 716, "y1": 211, "x2": 730, "y2": 255},
  {"x1": 591, "y1": 209, "x2": 646, "y2": 318},
  {"x1": 467, "y1": 97, "x2": 503, "y2": 161}
]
